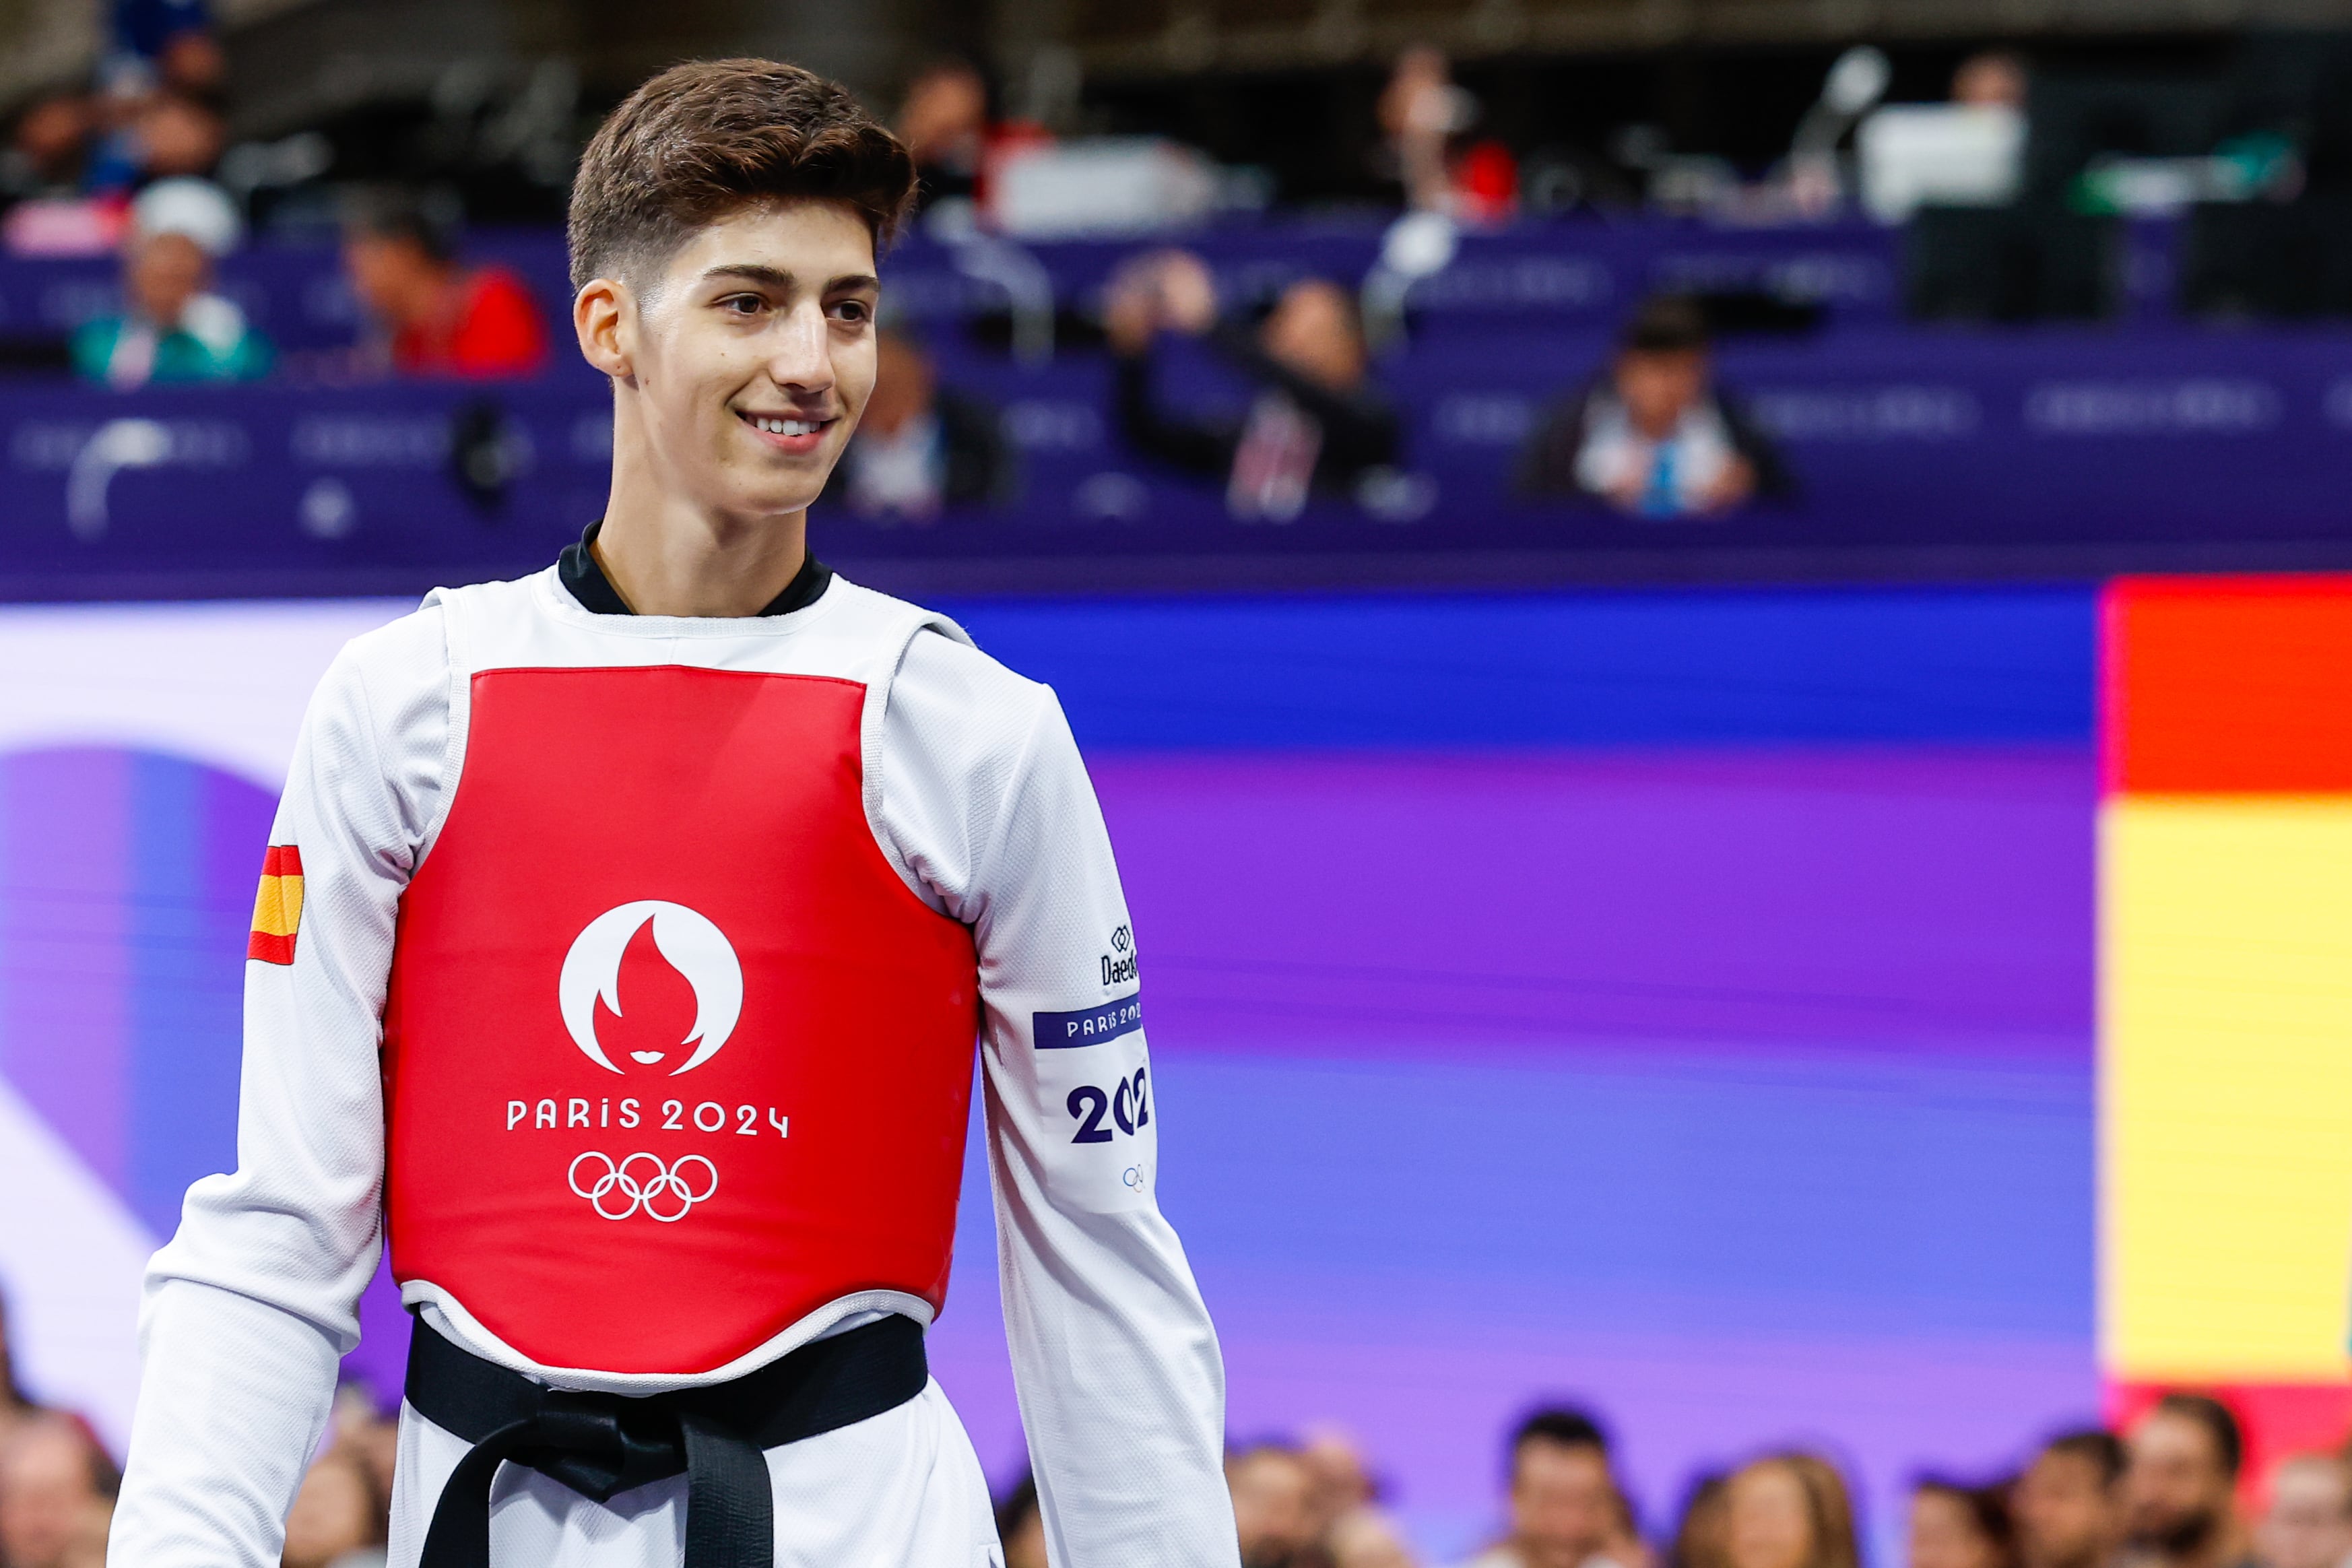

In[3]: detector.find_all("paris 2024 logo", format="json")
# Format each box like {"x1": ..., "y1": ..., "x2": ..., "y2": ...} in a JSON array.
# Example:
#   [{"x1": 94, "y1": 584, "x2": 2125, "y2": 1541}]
[
  {"x1": 558, "y1": 900, "x2": 742, "y2": 1075},
  {"x1": 549, "y1": 901, "x2": 761, "y2": 1222}
]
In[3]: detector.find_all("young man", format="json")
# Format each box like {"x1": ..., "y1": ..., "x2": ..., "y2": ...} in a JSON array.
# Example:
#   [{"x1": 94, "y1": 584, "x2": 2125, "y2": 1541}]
[
  {"x1": 344, "y1": 202, "x2": 550, "y2": 379},
  {"x1": 1513, "y1": 295, "x2": 1789, "y2": 517},
  {"x1": 2016, "y1": 1430, "x2": 2125, "y2": 1568},
  {"x1": 2123, "y1": 1396, "x2": 2256, "y2": 1568},
  {"x1": 107, "y1": 59, "x2": 1235, "y2": 1568},
  {"x1": 1458, "y1": 1408, "x2": 1628, "y2": 1568}
]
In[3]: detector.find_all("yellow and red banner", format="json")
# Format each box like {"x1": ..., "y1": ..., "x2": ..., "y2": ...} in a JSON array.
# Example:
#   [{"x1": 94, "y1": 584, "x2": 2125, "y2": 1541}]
[
  {"x1": 2103, "y1": 577, "x2": 2352, "y2": 1469},
  {"x1": 248, "y1": 843, "x2": 304, "y2": 965}
]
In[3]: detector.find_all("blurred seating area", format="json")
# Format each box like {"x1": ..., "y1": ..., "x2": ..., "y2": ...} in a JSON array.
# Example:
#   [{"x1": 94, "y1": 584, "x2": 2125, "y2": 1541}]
[
  {"x1": 0, "y1": 209, "x2": 2347, "y2": 595},
  {"x1": 3, "y1": 9, "x2": 2352, "y2": 591}
]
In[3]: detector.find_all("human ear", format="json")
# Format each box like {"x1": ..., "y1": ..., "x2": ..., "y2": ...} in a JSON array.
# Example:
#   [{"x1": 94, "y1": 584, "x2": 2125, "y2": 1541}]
[{"x1": 573, "y1": 277, "x2": 634, "y2": 379}]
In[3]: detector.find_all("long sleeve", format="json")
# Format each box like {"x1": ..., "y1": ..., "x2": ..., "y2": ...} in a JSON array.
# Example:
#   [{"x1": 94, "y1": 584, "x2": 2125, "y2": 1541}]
[
  {"x1": 109, "y1": 608, "x2": 448, "y2": 1568},
  {"x1": 880, "y1": 632, "x2": 1237, "y2": 1568}
]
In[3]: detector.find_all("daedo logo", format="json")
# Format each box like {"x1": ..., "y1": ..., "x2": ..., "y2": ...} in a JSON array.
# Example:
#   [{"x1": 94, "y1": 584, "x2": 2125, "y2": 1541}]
[{"x1": 558, "y1": 901, "x2": 742, "y2": 1076}]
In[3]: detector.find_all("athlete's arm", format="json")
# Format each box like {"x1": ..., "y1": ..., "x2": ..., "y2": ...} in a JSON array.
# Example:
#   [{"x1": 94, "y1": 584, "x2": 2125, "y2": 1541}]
[
  {"x1": 882, "y1": 632, "x2": 1237, "y2": 1568},
  {"x1": 109, "y1": 609, "x2": 447, "y2": 1568}
]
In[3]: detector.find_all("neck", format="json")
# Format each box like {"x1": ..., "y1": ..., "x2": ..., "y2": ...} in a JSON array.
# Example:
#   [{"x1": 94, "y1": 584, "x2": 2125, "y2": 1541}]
[
  {"x1": 595, "y1": 424, "x2": 810, "y2": 617},
  {"x1": 2153, "y1": 1519, "x2": 2244, "y2": 1568}
]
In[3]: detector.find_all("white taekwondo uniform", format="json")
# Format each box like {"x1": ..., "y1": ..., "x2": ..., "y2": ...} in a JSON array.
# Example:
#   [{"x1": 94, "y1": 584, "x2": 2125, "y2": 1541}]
[{"x1": 106, "y1": 552, "x2": 1237, "y2": 1568}]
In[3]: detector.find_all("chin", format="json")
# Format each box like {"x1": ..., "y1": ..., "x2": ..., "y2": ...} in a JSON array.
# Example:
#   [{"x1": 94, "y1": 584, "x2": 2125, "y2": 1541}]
[
  {"x1": 738, "y1": 484, "x2": 827, "y2": 521},
  {"x1": 713, "y1": 463, "x2": 834, "y2": 519}
]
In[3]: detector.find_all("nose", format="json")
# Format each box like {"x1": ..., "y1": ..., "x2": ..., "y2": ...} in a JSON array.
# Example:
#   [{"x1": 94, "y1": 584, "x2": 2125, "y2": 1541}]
[{"x1": 763, "y1": 299, "x2": 835, "y2": 401}]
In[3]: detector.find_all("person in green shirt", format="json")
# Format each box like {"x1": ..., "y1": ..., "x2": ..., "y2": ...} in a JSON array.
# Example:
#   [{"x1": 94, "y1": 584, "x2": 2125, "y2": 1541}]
[{"x1": 71, "y1": 177, "x2": 271, "y2": 387}]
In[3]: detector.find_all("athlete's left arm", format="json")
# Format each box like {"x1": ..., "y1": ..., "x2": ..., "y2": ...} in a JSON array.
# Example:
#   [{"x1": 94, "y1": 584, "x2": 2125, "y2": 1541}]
[{"x1": 882, "y1": 632, "x2": 1238, "y2": 1568}]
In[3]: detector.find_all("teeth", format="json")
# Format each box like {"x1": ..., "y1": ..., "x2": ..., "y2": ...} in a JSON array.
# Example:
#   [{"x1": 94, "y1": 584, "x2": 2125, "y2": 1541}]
[{"x1": 750, "y1": 416, "x2": 819, "y2": 437}]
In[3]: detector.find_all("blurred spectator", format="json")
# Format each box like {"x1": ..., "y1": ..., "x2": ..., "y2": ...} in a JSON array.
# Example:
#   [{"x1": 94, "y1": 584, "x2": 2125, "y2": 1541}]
[
  {"x1": 1378, "y1": 46, "x2": 1464, "y2": 214},
  {"x1": 1458, "y1": 1407, "x2": 1622, "y2": 1568},
  {"x1": 327, "y1": 1382, "x2": 399, "y2": 1523},
  {"x1": 154, "y1": 29, "x2": 228, "y2": 106},
  {"x1": 1302, "y1": 1427, "x2": 1421, "y2": 1568},
  {"x1": 1330, "y1": 1508, "x2": 1423, "y2": 1568},
  {"x1": 1230, "y1": 1442, "x2": 1328, "y2": 1568},
  {"x1": 1375, "y1": 46, "x2": 1513, "y2": 222},
  {"x1": 1911, "y1": 1478, "x2": 2019, "y2": 1568},
  {"x1": 81, "y1": 52, "x2": 227, "y2": 197},
  {"x1": 72, "y1": 177, "x2": 269, "y2": 387},
  {"x1": 110, "y1": 0, "x2": 214, "y2": 70},
  {"x1": 1301, "y1": 1426, "x2": 1380, "y2": 1540},
  {"x1": 1103, "y1": 248, "x2": 1400, "y2": 520},
  {"x1": 2124, "y1": 1395, "x2": 2254, "y2": 1568},
  {"x1": 129, "y1": 92, "x2": 227, "y2": 183},
  {"x1": 995, "y1": 1473, "x2": 1047, "y2": 1568},
  {"x1": 2253, "y1": 1454, "x2": 2352, "y2": 1568},
  {"x1": 824, "y1": 327, "x2": 1012, "y2": 521},
  {"x1": 1, "y1": 96, "x2": 124, "y2": 257},
  {"x1": 344, "y1": 203, "x2": 550, "y2": 379},
  {"x1": 0, "y1": 1414, "x2": 118, "y2": 1568},
  {"x1": 1952, "y1": 52, "x2": 2029, "y2": 110},
  {"x1": 899, "y1": 59, "x2": 989, "y2": 209},
  {"x1": 2017, "y1": 1431, "x2": 2125, "y2": 1568},
  {"x1": 1674, "y1": 1474, "x2": 1734, "y2": 1568},
  {"x1": 1515, "y1": 296, "x2": 1789, "y2": 517},
  {"x1": 1724, "y1": 1453, "x2": 1861, "y2": 1568},
  {"x1": 1, "y1": 96, "x2": 97, "y2": 203},
  {"x1": 280, "y1": 1448, "x2": 383, "y2": 1568}
]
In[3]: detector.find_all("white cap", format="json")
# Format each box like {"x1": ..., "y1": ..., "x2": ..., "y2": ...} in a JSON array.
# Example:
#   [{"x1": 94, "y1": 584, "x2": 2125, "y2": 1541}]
[{"x1": 130, "y1": 177, "x2": 244, "y2": 257}]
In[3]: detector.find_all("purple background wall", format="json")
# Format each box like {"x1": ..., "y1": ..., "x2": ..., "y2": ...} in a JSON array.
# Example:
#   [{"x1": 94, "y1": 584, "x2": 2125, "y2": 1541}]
[
  {"x1": 925, "y1": 586, "x2": 2104, "y2": 1555},
  {"x1": 928, "y1": 747, "x2": 2097, "y2": 1555},
  {"x1": 0, "y1": 583, "x2": 2101, "y2": 1559}
]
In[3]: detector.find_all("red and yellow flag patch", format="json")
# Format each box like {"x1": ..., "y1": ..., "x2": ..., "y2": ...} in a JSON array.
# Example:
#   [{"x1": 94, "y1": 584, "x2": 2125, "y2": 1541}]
[{"x1": 248, "y1": 845, "x2": 304, "y2": 965}]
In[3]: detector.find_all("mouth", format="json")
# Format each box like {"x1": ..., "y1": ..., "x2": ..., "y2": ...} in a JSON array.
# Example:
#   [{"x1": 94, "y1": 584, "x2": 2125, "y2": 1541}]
[{"x1": 736, "y1": 408, "x2": 837, "y2": 456}]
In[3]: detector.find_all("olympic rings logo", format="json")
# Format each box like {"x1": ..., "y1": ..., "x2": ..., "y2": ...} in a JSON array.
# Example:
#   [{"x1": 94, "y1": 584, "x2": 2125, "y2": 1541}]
[{"x1": 567, "y1": 1152, "x2": 719, "y2": 1222}]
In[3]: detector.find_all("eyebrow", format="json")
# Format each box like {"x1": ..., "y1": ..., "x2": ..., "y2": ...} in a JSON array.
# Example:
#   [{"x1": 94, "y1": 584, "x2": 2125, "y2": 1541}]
[{"x1": 698, "y1": 264, "x2": 881, "y2": 293}]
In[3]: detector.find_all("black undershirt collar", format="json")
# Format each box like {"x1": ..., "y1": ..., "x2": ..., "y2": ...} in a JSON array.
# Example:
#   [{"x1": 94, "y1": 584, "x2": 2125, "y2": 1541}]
[{"x1": 557, "y1": 519, "x2": 833, "y2": 618}]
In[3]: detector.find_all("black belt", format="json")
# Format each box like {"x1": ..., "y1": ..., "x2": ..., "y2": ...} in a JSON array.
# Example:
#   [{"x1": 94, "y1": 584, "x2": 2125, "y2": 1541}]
[{"x1": 405, "y1": 1314, "x2": 929, "y2": 1568}]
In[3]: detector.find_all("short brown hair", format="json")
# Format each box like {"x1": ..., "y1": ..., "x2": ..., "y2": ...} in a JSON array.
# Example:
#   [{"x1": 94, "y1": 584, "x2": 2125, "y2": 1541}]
[{"x1": 567, "y1": 59, "x2": 916, "y2": 294}]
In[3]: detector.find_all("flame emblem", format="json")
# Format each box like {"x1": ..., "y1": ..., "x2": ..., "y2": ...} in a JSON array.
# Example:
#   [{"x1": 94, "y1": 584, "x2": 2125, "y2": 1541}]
[{"x1": 558, "y1": 901, "x2": 742, "y2": 1076}]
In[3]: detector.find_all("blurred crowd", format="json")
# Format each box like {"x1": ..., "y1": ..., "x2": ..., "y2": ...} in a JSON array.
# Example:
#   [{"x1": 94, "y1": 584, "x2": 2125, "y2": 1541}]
[
  {"x1": 1064, "y1": 1392, "x2": 2349, "y2": 1568},
  {"x1": 1, "y1": 0, "x2": 230, "y2": 257},
  {"x1": 0, "y1": 0, "x2": 552, "y2": 393},
  {"x1": 7, "y1": 1264, "x2": 2351, "y2": 1568},
  {"x1": 0, "y1": 14, "x2": 1797, "y2": 521},
  {"x1": 0, "y1": 1293, "x2": 399, "y2": 1568}
]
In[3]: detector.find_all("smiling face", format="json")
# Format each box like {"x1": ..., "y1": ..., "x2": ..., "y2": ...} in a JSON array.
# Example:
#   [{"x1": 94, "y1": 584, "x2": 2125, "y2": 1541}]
[{"x1": 583, "y1": 199, "x2": 880, "y2": 527}]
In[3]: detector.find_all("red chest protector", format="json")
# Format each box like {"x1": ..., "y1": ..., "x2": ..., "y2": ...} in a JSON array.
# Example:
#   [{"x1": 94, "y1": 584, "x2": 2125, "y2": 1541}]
[{"x1": 383, "y1": 660, "x2": 979, "y2": 1375}]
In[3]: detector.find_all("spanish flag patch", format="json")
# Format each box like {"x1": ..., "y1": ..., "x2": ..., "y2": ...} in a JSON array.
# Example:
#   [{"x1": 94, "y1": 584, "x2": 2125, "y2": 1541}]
[{"x1": 249, "y1": 845, "x2": 304, "y2": 965}]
